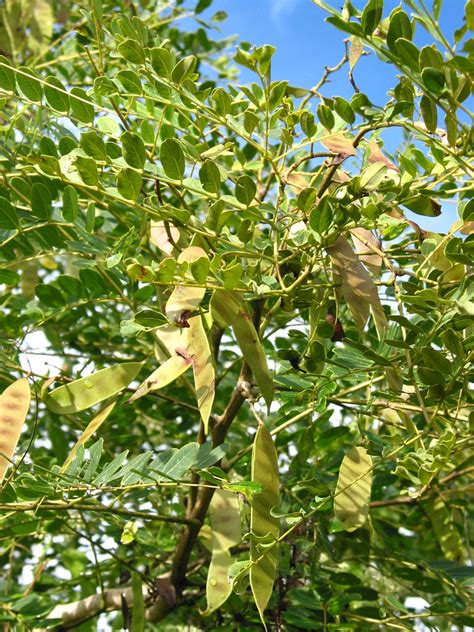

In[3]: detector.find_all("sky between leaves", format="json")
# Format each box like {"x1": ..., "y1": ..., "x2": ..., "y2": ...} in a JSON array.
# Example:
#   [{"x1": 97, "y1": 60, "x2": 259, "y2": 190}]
[{"x1": 184, "y1": 0, "x2": 469, "y2": 233}]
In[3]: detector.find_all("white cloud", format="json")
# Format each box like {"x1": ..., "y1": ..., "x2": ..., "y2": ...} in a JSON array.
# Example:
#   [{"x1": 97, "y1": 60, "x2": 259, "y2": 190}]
[{"x1": 270, "y1": 0, "x2": 299, "y2": 23}]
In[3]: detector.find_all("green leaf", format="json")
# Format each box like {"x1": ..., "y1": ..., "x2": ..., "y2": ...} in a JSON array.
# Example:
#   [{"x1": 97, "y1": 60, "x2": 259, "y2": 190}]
[
  {"x1": 150, "y1": 47, "x2": 172, "y2": 77},
  {"x1": 121, "y1": 132, "x2": 146, "y2": 169},
  {"x1": 117, "y1": 38, "x2": 146, "y2": 64},
  {"x1": 171, "y1": 55, "x2": 197, "y2": 84},
  {"x1": 117, "y1": 167, "x2": 142, "y2": 201},
  {"x1": 31, "y1": 183, "x2": 52, "y2": 219},
  {"x1": 0, "y1": 56, "x2": 16, "y2": 91},
  {"x1": 16, "y1": 67, "x2": 43, "y2": 102},
  {"x1": 334, "y1": 97, "x2": 355, "y2": 124},
  {"x1": 235, "y1": 175, "x2": 256, "y2": 206},
  {"x1": 422, "y1": 67, "x2": 445, "y2": 94},
  {"x1": 317, "y1": 103, "x2": 335, "y2": 130},
  {"x1": 196, "y1": 0, "x2": 213, "y2": 13},
  {"x1": 45, "y1": 362, "x2": 143, "y2": 414},
  {"x1": 420, "y1": 95, "x2": 438, "y2": 132},
  {"x1": 199, "y1": 160, "x2": 221, "y2": 194},
  {"x1": 160, "y1": 138, "x2": 185, "y2": 180},
  {"x1": 69, "y1": 88, "x2": 95, "y2": 124},
  {"x1": 361, "y1": 0, "x2": 383, "y2": 35},
  {"x1": 387, "y1": 10, "x2": 412, "y2": 51},
  {"x1": 62, "y1": 185, "x2": 78, "y2": 222},
  {"x1": 0, "y1": 196, "x2": 19, "y2": 229},
  {"x1": 44, "y1": 76, "x2": 69, "y2": 114},
  {"x1": 80, "y1": 131, "x2": 107, "y2": 161},
  {"x1": 394, "y1": 38, "x2": 420, "y2": 72},
  {"x1": 334, "y1": 446, "x2": 373, "y2": 531},
  {"x1": 115, "y1": 69, "x2": 142, "y2": 94},
  {"x1": 250, "y1": 424, "x2": 279, "y2": 628},
  {"x1": 35, "y1": 284, "x2": 65, "y2": 307}
]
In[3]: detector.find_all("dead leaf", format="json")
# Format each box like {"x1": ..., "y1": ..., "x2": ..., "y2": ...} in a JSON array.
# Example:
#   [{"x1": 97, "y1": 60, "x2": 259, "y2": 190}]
[
  {"x1": 321, "y1": 134, "x2": 356, "y2": 158},
  {"x1": 366, "y1": 141, "x2": 399, "y2": 172},
  {"x1": 150, "y1": 221, "x2": 180, "y2": 255},
  {"x1": 350, "y1": 227, "x2": 383, "y2": 274},
  {"x1": 327, "y1": 236, "x2": 388, "y2": 338}
]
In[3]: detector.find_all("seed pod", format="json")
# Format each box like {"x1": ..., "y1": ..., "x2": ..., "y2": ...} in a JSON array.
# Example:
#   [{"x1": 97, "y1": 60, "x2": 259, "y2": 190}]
[
  {"x1": 204, "y1": 489, "x2": 241, "y2": 614},
  {"x1": 334, "y1": 446, "x2": 373, "y2": 531},
  {"x1": 45, "y1": 362, "x2": 143, "y2": 414},
  {"x1": 165, "y1": 247, "x2": 208, "y2": 325},
  {"x1": 250, "y1": 424, "x2": 279, "y2": 626},
  {"x1": 210, "y1": 290, "x2": 273, "y2": 408},
  {"x1": 60, "y1": 401, "x2": 116, "y2": 473},
  {"x1": 0, "y1": 378, "x2": 31, "y2": 482},
  {"x1": 188, "y1": 316, "x2": 215, "y2": 433}
]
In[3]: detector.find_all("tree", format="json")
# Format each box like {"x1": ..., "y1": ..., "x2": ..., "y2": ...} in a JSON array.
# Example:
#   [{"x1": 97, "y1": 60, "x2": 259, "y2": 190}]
[{"x1": 0, "y1": 0, "x2": 472, "y2": 629}]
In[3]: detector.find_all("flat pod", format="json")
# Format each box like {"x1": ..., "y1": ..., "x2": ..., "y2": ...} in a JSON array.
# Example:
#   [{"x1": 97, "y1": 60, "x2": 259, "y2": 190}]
[
  {"x1": 210, "y1": 290, "x2": 273, "y2": 408},
  {"x1": 46, "y1": 362, "x2": 143, "y2": 414},
  {"x1": 129, "y1": 354, "x2": 192, "y2": 402},
  {"x1": 165, "y1": 246, "x2": 208, "y2": 324},
  {"x1": 250, "y1": 424, "x2": 279, "y2": 626},
  {"x1": 0, "y1": 378, "x2": 31, "y2": 482},
  {"x1": 187, "y1": 316, "x2": 215, "y2": 433},
  {"x1": 205, "y1": 489, "x2": 241, "y2": 614},
  {"x1": 334, "y1": 446, "x2": 373, "y2": 532}
]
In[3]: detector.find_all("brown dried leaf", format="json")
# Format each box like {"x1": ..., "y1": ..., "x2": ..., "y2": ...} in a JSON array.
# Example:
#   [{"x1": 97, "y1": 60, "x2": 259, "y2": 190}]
[
  {"x1": 366, "y1": 141, "x2": 399, "y2": 172},
  {"x1": 327, "y1": 236, "x2": 388, "y2": 338},
  {"x1": 321, "y1": 134, "x2": 356, "y2": 157},
  {"x1": 350, "y1": 227, "x2": 383, "y2": 274},
  {"x1": 150, "y1": 221, "x2": 180, "y2": 255}
]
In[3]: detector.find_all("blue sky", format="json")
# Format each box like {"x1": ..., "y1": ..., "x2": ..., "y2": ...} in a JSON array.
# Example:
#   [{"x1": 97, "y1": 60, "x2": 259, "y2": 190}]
[
  {"x1": 187, "y1": 0, "x2": 468, "y2": 233},
  {"x1": 197, "y1": 0, "x2": 466, "y2": 105}
]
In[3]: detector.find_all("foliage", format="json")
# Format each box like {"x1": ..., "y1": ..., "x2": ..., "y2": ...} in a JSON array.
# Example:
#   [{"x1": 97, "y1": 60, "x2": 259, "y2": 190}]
[{"x1": 0, "y1": 0, "x2": 473, "y2": 629}]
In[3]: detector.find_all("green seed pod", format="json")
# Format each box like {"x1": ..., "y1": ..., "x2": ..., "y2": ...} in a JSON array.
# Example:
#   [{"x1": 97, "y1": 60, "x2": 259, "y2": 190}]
[
  {"x1": 45, "y1": 362, "x2": 143, "y2": 414},
  {"x1": 0, "y1": 378, "x2": 31, "y2": 482},
  {"x1": 250, "y1": 423, "x2": 279, "y2": 627},
  {"x1": 204, "y1": 489, "x2": 241, "y2": 614},
  {"x1": 334, "y1": 446, "x2": 373, "y2": 531}
]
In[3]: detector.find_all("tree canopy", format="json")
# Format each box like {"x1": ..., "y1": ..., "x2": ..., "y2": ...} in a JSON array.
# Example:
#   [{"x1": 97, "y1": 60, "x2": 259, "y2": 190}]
[{"x1": 0, "y1": 0, "x2": 473, "y2": 629}]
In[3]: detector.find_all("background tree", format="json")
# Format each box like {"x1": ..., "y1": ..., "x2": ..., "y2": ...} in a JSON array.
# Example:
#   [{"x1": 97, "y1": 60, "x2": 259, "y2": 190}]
[{"x1": 0, "y1": 0, "x2": 472, "y2": 629}]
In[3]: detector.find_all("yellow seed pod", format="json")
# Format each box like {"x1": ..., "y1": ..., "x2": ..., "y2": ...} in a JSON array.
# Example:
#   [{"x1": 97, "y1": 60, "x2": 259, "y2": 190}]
[
  {"x1": 250, "y1": 424, "x2": 279, "y2": 627},
  {"x1": 334, "y1": 446, "x2": 373, "y2": 532},
  {"x1": 0, "y1": 378, "x2": 31, "y2": 482}
]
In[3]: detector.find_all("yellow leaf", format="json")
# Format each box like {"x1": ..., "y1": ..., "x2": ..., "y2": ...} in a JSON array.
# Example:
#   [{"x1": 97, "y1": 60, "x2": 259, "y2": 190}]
[
  {"x1": 60, "y1": 401, "x2": 116, "y2": 473},
  {"x1": 0, "y1": 378, "x2": 31, "y2": 483}
]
